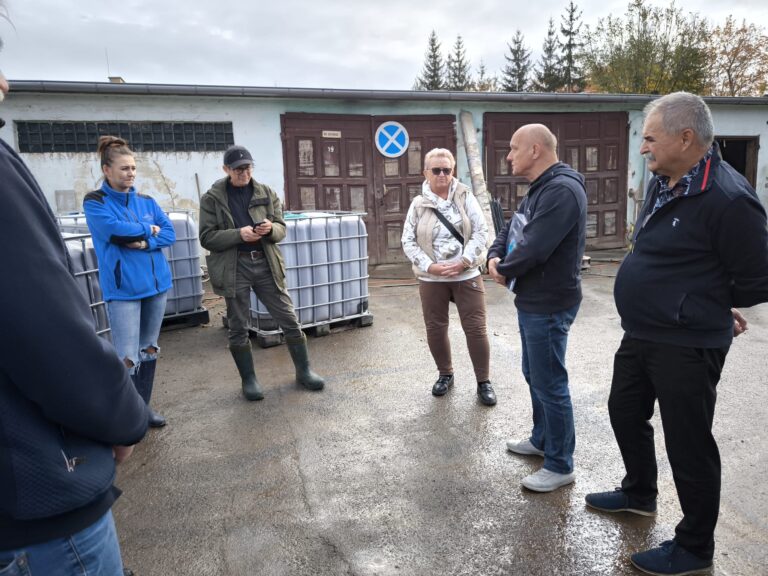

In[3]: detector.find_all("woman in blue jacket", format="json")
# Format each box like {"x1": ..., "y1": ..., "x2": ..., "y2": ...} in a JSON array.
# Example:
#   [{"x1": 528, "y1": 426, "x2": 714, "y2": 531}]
[{"x1": 84, "y1": 136, "x2": 176, "y2": 428}]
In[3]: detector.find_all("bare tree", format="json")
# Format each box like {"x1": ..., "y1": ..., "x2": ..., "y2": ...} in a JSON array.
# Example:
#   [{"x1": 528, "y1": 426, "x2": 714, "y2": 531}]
[
  {"x1": 705, "y1": 16, "x2": 768, "y2": 96},
  {"x1": 474, "y1": 60, "x2": 498, "y2": 92}
]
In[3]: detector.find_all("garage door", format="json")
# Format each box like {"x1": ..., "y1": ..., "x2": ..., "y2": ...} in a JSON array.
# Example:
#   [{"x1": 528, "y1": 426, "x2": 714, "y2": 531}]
[
  {"x1": 484, "y1": 112, "x2": 628, "y2": 249},
  {"x1": 282, "y1": 113, "x2": 455, "y2": 265}
]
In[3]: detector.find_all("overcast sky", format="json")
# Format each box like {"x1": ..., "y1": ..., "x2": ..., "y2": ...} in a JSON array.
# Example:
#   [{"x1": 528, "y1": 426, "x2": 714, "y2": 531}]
[{"x1": 1, "y1": 0, "x2": 766, "y2": 90}]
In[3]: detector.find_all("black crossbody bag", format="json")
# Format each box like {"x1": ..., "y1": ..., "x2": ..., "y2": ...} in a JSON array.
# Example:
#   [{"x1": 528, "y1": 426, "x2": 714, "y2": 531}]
[{"x1": 429, "y1": 207, "x2": 465, "y2": 244}]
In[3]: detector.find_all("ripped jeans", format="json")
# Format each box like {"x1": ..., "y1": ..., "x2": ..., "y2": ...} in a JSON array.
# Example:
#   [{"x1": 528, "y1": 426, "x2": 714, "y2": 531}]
[{"x1": 107, "y1": 291, "x2": 168, "y2": 374}]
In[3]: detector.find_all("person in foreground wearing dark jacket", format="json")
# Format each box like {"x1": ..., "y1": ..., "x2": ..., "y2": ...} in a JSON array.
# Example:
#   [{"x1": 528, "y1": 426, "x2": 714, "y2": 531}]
[
  {"x1": 488, "y1": 124, "x2": 587, "y2": 493},
  {"x1": 199, "y1": 145, "x2": 325, "y2": 400},
  {"x1": 585, "y1": 92, "x2": 768, "y2": 576},
  {"x1": 0, "y1": 37, "x2": 149, "y2": 576}
]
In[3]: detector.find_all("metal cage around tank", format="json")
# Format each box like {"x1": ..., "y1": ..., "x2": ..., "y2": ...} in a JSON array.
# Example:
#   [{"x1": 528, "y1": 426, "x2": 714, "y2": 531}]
[
  {"x1": 57, "y1": 210, "x2": 209, "y2": 328},
  {"x1": 249, "y1": 211, "x2": 373, "y2": 347},
  {"x1": 61, "y1": 233, "x2": 112, "y2": 341}
]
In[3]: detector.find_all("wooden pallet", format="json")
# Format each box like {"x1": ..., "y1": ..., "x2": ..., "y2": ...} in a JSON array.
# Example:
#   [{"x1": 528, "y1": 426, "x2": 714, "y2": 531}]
[
  {"x1": 250, "y1": 313, "x2": 374, "y2": 348},
  {"x1": 161, "y1": 308, "x2": 210, "y2": 331}
]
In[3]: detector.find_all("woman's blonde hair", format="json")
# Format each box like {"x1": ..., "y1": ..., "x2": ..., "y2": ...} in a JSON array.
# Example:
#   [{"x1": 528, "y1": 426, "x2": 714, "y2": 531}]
[{"x1": 423, "y1": 148, "x2": 456, "y2": 170}]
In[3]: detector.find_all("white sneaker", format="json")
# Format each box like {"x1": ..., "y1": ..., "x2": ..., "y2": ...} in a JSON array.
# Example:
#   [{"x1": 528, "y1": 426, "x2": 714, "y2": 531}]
[
  {"x1": 506, "y1": 438, "x2": 545, "y2": 457},
  {"x1": 521, "y1": 468, "x2": 576, "y2": 492}
]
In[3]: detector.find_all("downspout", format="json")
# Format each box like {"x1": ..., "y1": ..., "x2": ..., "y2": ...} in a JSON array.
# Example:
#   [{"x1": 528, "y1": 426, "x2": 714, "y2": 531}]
[{"x1": 459, "y1": 110, "x2": 496, "y2": 247}]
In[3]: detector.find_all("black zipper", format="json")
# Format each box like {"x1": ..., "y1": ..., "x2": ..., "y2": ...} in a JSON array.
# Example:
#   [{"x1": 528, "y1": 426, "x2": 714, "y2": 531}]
[
  {"x1": 122, "y1": 193, "x2": 160, "y2": 291},
  {"x1": 59, "y1": 428, "x2": 86, "y2": 472}
]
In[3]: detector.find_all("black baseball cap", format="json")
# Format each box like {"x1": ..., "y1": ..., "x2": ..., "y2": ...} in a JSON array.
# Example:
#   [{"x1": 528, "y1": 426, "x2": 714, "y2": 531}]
[{"x1": 223, "y1": 145, "x2": 253, "y2": 169}]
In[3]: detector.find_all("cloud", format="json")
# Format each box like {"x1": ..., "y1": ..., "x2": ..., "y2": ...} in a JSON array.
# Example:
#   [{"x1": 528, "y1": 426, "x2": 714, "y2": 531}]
[{"x1": 1, "y1": 0, "x2": 766, "y2": 89}]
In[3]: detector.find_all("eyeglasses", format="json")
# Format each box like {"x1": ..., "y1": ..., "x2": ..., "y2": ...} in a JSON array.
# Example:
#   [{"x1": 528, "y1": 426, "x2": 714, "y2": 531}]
[
  {"x1": 233, "y1": 165, "x2": 253, "y2": 174},
  {"x1": 430, "y1": 167, "x2": 452, "y2": 176}
]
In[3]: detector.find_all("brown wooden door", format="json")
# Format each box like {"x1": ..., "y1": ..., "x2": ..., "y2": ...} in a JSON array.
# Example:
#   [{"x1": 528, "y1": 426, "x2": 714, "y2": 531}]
[
  {"x1": 282, "y1": 113, "x2": 378, "y2": 255},
  {"x1": 371, "y1": 115, "x2": 455, "y2": 264},
  {"x1": 282, "y1": 113, "x2": 455, "y2": 265},
  {"x1": 484, "y1": 112, "x2": 628, "y2": 249}
]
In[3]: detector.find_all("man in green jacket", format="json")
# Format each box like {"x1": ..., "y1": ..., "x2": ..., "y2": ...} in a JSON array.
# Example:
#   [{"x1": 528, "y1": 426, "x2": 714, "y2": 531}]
[{"x1": 199, "y1": 145, "x2": 325, "y2": 400}]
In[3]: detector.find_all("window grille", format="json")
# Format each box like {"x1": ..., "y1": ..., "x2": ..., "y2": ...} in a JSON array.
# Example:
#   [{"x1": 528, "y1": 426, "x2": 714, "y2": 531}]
[{"x1": 16, "y1": 121, "x2": 235, "y2": 153}]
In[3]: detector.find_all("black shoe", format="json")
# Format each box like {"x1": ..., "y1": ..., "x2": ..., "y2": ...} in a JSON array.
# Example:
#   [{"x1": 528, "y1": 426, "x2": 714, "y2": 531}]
[
  {"x1": 124, "y1": 569, "x2": 135, "y2": 576},
  {"x1": 477, "y1": 381, "x2": 497, "y2": 406},
  {"x1": 148, "y1": 408, "x2": 166, "y2": 428},
  {"x1": 631, "y1": 540, "x2": 712, "y2": 575},
  {"x1": 585, "y1": 488, "x2": 657, "y2": 516},
  {"x1": 432, "y1": 374, "x2": 454, "y2": 396}
]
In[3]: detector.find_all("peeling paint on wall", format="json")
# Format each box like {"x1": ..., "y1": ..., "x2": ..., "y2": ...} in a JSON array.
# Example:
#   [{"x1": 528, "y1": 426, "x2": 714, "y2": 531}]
[{"x1": 146, "y1": 158, "x2": 179, "y2": 208}]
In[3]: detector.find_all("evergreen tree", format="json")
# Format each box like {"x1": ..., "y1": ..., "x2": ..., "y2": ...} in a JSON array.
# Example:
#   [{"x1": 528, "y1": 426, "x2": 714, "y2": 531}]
[
  {"x1": 414, "y1": 30, "x2": 444, "y2": 90},
  {"x1": 501, "y1": 30, "x2": 532, "y2": 92},
  {"x1": 445, "y1": 35, "x2": 473, "y2": 91},
  {"x1": 474, "y1": 60, "x2": 498, "y2": 91},
  {"x1": 533, "y1": 18, "x2": 564, "y2": 92},
  {"x1": 560, "y1": 1, "x2": 586, "y2": 91}
]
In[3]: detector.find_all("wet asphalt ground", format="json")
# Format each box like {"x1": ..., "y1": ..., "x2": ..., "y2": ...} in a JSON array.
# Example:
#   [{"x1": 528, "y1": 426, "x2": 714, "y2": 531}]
[{"x1": 114, "y1": 259, "x2": 768, "y2": 576}]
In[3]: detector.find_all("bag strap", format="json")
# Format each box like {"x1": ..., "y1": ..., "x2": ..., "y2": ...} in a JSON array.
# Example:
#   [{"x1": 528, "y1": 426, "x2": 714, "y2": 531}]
[{"x1": 428, "y1": 206, "x2": 465, "y2": 245}]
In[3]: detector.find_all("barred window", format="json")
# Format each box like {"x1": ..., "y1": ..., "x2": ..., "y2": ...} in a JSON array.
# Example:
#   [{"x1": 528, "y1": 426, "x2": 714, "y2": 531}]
[{"x1": 16, "y1": 121, "x2": 235, "y2": 153}]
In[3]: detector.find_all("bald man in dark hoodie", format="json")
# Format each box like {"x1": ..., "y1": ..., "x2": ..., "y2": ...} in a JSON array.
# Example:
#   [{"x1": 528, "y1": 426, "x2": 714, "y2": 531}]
[{"x1": 488, "y1": 124, "x2": 587, "y2": 493}]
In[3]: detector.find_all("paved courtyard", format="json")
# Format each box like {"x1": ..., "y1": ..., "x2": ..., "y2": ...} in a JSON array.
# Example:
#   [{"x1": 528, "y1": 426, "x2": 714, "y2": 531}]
[{"x1": 114, "y1": 259, "x2": 768, "y2": 575}]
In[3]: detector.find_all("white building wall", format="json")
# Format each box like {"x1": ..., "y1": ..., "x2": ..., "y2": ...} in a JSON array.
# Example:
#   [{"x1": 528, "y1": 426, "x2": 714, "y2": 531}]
[
  {"x1": 0, "y1": 93, "x2": 290, "y2": 216},
  {"x1": 1, "y1": 91, "x2": 765, "y2": 241}
]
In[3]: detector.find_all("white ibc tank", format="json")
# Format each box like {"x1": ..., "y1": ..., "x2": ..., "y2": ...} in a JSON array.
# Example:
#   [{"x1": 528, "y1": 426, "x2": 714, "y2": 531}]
[
  {"x1": 162, "y1": 211, "x2": 204, "y2": 316},
  {"x1": 57, "y1": 213, "x2": 90, "y2": 234},
  {"x1": 309, "y1": 216, "x2": 330, "y2": 323},
  {"x1": 325, "y1": 217, "x2": 344, "y2": 319},
  {"x1": 62, "y1": 233, "x2": 111, "y2": 341},
  {"x1": 250, "y1": 211, "x2": 369, "y2": 332},
  {"x1": 340, "y1": 215, "x2": 368, "y2": 317}
]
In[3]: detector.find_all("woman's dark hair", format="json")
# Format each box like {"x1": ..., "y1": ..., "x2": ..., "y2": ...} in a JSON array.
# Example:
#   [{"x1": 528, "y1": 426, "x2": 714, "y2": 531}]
[{"x1": 97, "y1": 135, "x2": 134, "y2": 167}]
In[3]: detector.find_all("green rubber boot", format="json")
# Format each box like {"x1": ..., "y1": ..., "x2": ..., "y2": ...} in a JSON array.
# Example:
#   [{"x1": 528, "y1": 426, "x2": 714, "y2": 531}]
[
  {"x1": 229, "y1": 344, "x2": 265, "y2": 401},
  {"x1": 286, "y1": 336, "x2": 325, "y2": 391}
]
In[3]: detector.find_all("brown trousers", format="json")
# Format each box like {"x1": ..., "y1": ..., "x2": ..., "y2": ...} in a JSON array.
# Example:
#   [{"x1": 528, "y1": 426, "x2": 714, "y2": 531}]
[{"x1": 418, "y1": 277, "x2": 490, "y2": 382}]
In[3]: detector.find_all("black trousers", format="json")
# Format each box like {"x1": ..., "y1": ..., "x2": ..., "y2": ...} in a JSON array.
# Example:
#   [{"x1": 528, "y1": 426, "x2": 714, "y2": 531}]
[{"x1": 608, "y1": 335, "x2": 728, "y2": 560}]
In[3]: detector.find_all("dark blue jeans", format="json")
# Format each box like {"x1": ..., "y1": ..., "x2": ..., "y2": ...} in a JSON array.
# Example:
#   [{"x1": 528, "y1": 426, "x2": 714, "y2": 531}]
[
  {"x1": 517, "y1": 303, "x2": 580, "y2": 474},
  {"x1": 0, "y1": 510, "x2": 124, "y2": 575}
]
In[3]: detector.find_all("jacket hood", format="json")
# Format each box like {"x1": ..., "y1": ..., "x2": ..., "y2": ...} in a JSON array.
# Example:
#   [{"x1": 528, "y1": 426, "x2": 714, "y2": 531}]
[{"x1": 530, "y1": 162, "x2": 585, "y2": 193}]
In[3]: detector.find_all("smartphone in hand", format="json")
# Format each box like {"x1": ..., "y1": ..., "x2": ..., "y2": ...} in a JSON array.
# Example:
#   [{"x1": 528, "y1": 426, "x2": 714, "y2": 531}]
[{"x1": 252, "y1": 220, "x2": 265, "y2": 232}]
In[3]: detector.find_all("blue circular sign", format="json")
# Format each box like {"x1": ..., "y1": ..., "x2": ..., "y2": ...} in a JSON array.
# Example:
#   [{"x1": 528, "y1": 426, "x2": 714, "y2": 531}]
[{"x1": 375, "y1": 121, "x2": 409, "y2": 158}]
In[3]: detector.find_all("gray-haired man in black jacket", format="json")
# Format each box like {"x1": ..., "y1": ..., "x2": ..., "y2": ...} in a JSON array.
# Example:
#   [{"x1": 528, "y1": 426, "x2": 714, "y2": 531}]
[{"x1": 585, "y1": 92, "x2": 768, "y2": 576}]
